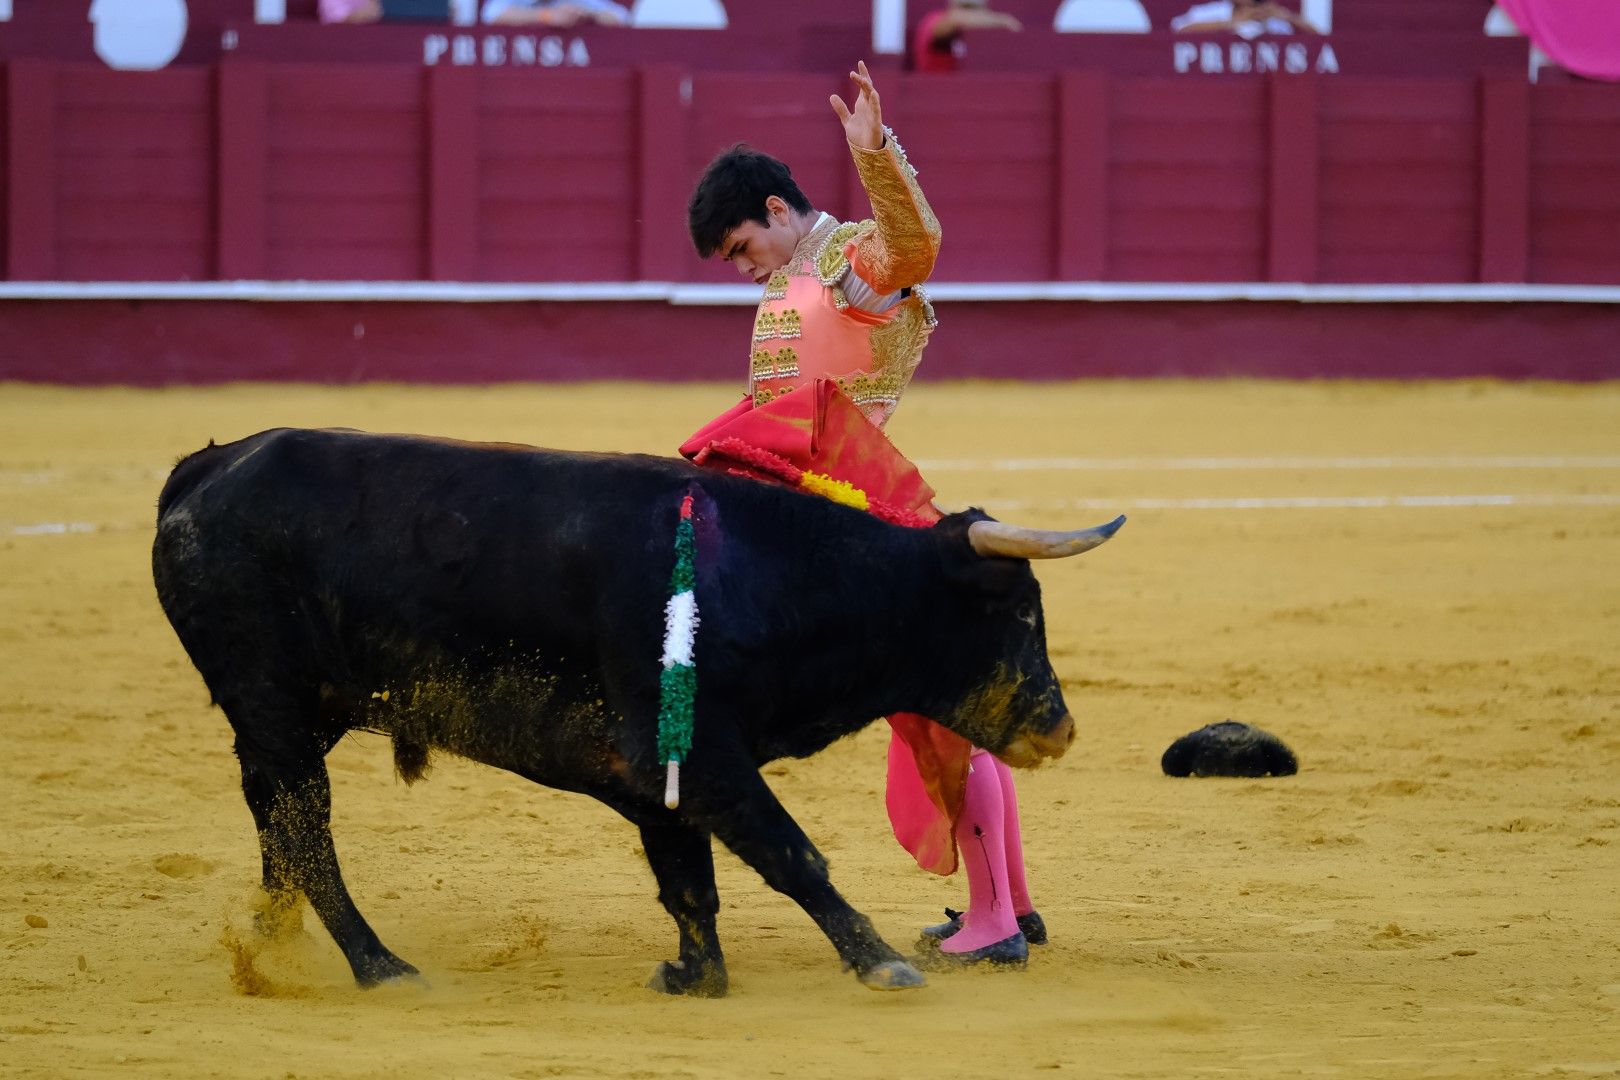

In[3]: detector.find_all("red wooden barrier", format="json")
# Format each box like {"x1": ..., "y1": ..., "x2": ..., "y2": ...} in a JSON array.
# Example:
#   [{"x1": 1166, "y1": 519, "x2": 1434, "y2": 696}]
[
  {"x1": 3, "y1": 60, "x2": 1619, "y2": 286},
  {"x1": 1108, "y1": 77, "x2": 1268, "y2": 282},
  {"x1": 7, "y1": 60, "x2": 57, "y2": 279},
  {"x1": 1268, "y1": 76, "x2": 1317, "y2": 282},
  {"x1": 1056, "y1": 71, "x2": 1108, "y2": 281},
  {"x1": 1, "y1": 296, "x2": 1614, "y2": 385},
  {"x1": 217, "y1": 62, "x2": 268, "y2": 278},
  {"x1": 1479, "y1": 77, "x2": 1529, "y2": 282},
  {"x1": 1529, "y1": 84, "x2": 1620, "y2": 285}
]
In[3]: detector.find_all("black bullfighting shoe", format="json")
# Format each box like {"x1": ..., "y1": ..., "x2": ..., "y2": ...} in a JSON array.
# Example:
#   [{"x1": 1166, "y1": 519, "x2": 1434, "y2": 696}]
[
  {"x1": 917, "y1": 908, "x2": 1048, "y2": 950},
  {"x1": 915, "y1": 930, "x2": 1029, "y2": 970}
]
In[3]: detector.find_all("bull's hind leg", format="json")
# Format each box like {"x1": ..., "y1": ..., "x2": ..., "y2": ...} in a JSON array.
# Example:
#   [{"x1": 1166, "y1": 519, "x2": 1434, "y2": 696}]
[
  {"x1": 235, "y1": 733, "x2": 418, "y2": 987},
  {"x1": 635, "y1": 818, "x2": 727, "y2": 997},
  {"x1": 243, "y1": 777, "x2": 303, "y2": 941}
]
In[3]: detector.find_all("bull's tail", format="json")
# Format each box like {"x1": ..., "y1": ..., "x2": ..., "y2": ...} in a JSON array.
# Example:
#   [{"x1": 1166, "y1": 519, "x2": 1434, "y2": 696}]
[{"x1": 392, "y1": 733, "x2": 433, "y2": 786}]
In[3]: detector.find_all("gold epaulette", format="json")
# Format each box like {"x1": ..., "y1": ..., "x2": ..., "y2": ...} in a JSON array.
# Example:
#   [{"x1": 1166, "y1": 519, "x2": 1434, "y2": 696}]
[{"x1": 813, "y1": 221, "x2": 866, "y2": 287}]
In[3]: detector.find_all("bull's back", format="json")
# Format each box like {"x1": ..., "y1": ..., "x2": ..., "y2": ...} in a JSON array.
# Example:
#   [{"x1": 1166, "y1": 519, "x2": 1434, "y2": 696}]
[
  {"x1": 151, "y1": 428, "x2": 710, "y2": 669},
  {"x1": 157, "y1": 427, "x2": 689, "y2": 538}
]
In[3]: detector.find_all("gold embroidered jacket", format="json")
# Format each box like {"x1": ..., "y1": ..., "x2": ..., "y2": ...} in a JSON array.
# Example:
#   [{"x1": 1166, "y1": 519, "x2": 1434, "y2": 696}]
[{"x1": 747, "y1": 127, "x2": 941, "y2": 427}]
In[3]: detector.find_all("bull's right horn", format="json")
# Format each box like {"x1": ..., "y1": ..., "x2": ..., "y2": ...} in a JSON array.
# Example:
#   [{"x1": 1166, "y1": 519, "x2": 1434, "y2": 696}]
[{"x1": 967, "y1": 514, "x2": 1126, "y2": 560}]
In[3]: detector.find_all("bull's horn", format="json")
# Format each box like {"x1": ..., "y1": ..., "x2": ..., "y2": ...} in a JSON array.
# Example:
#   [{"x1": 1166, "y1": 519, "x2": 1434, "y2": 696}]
[{"x1": 967, "y1": 514, "x2": 1126, "y2": 560}]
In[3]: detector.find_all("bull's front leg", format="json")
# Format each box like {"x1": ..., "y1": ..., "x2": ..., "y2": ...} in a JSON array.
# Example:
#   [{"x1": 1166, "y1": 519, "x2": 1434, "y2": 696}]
[
  {"x1": 692, "y1": 768, "x2": 924, "y2": 992},
  {"x1": 636, "y1": 819, "x2": 728, "y2": 997}
]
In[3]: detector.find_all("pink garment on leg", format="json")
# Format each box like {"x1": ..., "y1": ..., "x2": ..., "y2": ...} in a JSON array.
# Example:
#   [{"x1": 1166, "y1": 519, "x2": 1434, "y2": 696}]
[
  {"x1": 939, "y1": 749, "x2": 1021, "y2": 953},
  {"x1": 992, "y1": 754, "x2": 1035, "y2": 917}
]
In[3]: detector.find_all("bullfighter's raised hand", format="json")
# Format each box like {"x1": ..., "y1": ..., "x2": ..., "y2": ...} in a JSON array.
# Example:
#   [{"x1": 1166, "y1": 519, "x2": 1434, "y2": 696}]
[{"x1": 829, "y1": 60, "x2": 885, "y2": 151}]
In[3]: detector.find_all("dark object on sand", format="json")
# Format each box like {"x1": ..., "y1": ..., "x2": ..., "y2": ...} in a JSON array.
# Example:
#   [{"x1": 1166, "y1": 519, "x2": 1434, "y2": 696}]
[{"x1": 1161, "y1": 721, "x2": 1298, "y2": 778}]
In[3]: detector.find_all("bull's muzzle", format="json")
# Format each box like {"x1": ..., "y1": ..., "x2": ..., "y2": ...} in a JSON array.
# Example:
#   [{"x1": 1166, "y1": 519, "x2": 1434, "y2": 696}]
[{"x1": 996, "y1": 712, "x2": 1075, "y2": 768}]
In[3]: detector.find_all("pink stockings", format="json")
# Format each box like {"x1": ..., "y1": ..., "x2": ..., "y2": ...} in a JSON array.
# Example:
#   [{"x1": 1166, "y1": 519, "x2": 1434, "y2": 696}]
[{"x1": 938, "y1": 748, "x2": 1034, "y2": 954}]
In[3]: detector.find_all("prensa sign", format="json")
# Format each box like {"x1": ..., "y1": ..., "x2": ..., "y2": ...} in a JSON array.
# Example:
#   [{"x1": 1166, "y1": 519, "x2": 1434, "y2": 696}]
[
  {"x1": 422, "y1": 33, "x2": 590, "y2": 67},
  {"x1": 1172, "y1": 38, "x2": 1339, "y2": 75}
]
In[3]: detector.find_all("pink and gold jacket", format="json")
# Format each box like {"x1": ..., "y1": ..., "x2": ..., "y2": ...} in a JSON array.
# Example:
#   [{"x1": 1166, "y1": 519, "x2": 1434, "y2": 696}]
[
  {"x1": 745, "y1": 127, "x2": 941, "y2": 429},
  {"x1": 682, "y1": 130, "x2": 970, "y2": 877}
]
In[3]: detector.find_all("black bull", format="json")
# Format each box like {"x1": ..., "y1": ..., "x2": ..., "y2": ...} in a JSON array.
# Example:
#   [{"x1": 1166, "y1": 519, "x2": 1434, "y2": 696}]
[{"x1": 152, "y1": 428, "x2": 1122, "y2": 995}]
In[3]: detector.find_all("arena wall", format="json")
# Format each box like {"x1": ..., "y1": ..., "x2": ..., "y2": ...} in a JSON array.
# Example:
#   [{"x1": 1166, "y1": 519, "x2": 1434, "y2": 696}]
[
  {"x1": 6, "y1": 63, "x2": 1619, "y2": 286},
  {"x1": 0, "y1": 45, "x2": 1616, "y2": 381},
  {"x1": 0, "y1": 290, "x2": 1614, "y2": 383}
]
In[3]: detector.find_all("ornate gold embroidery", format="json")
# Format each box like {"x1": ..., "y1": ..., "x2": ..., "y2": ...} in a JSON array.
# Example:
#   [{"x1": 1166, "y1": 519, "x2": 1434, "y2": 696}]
[
  {"x1": 752, "y1": 386, "x2": 779, "y2": 407},
  {"x1": 814, "y1": 221, "x2": 864, "y2": 287},
  {"x1": 753, "y1": 310, "x2": 779, "y2": 343},
  {"x1": 862, "y1": 290, "x2": 935, "y2": 418},
  {"x1": 763, "y1": 270, "x2": 789, "y2": 301},
  {"x1": 916, "y1": 285, "x2": 938, "y2": 328},
  {"x1": 772, "y1": 346, "x2": 800, "y2": 379},
  {"x1": 751, "y1": 347, "x2": 776, "y2": 381},
  {"x1": 778, "y1": 309, "x2": 802, "y2": 339},
  {"x1": 833, "y1": 369, "x2": 905, "y2": 414},
  {"x1": 831, "y1": 287, "x2": 849, "y2": 311},
  {"x1": 849, "y1": 126, "x2": 942, "y2": 294},
  {"x1": 750, "y1": 346, "x2": 800, "y2": 383}
]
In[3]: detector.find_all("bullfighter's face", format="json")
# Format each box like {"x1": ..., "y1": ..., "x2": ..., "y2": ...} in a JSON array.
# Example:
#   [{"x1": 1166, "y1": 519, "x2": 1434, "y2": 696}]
[{"x1": 720, "y1": 196, "x2": 806, "y2": 285}]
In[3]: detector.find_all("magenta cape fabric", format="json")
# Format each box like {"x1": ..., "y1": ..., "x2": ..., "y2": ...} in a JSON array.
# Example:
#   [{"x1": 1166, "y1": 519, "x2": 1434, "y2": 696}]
[{"x1": 1498, "y1": 0, "x2": 1620, "y2": 81}]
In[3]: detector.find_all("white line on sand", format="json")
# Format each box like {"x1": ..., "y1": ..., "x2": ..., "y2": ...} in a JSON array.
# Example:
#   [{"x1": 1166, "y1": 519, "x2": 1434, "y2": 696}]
[
  {"x1": 917, "y1": 456, "x2": 1620, "y2": 472},
  {"x1": 10, "y1": 522, "x2": 98, "y2": 536}
]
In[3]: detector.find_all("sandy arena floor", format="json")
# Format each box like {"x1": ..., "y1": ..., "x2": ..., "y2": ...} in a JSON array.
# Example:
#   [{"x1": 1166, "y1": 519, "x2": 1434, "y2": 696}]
[{"x1": 2, "y1": 380, "x2": 1618, "y2": 1079}]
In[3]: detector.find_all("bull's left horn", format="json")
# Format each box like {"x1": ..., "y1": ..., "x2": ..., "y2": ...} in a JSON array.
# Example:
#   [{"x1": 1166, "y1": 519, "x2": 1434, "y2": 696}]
[{"x1": 968, "y1": 514, "x2": 1126, "y2": 560}]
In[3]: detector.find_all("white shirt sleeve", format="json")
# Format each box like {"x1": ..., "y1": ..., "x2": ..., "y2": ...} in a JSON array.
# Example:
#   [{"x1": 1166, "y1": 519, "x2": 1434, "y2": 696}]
[{"x1": 838, "y1": 267, "x2": 904, "y2": 315}]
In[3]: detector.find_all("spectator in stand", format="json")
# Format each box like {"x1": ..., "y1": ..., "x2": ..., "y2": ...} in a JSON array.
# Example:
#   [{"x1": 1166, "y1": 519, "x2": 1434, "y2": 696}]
[
  {"x1": 1170, "y1": 1, "x2": 1320, "y2": 35},
  {"x1": 320, "y1": 0, "x2": 383, "y2": 23},
  {"x1": 482, "y1": 0, "x2": 629, "y2": 25},
  {"x1": 912, "y1": 0, "x2": 1022, "y2": 74}
]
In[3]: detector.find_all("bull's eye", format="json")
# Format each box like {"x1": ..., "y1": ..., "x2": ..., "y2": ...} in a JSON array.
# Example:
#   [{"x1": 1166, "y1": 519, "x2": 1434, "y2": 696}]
[{"x1": 1016, "y1": 604, "x2": 1037, "y2": 629}]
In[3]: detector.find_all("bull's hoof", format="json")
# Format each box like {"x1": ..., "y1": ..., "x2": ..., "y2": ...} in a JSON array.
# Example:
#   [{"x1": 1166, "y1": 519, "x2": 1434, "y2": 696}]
[
  {"x1": 647, "y1": 959, "x2": 728, "y2": 998},
  {"x1": 858, "y1": 960, "x2": 926, "y2": 991},
  {"x1": 353, "y1": 952, "x2": 422, "y2": 989},
  {"x1": 252, "y1": 904, "x2": 304, "y2": 941},
  {"x1": 251, "y1": 890, "x2": 304, "y2": 940}
]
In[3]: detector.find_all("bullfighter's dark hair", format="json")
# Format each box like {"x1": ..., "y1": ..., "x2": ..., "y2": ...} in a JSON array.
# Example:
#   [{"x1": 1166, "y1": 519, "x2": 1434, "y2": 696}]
[{"x1": 687, "y1": 143, "x2": 814, "y2": 259}]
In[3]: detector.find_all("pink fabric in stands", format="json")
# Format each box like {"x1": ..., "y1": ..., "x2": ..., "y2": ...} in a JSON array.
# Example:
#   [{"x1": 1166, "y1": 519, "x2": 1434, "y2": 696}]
[
  {"x1": 1497, "y1": 0, "x2": 1620, "y2": 81},
  {"x1": 318, "y1": 0, "x2": 371, "y2": 21}
]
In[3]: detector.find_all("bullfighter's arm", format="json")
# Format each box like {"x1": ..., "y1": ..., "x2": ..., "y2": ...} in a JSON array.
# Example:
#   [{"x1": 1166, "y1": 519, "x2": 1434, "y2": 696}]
[
  {"x1": 846, "y1": 131, "x2": 942, "y2": 295},
  {"x1": 827, "y1": 62, "x2": 942, "y2": 296}
]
